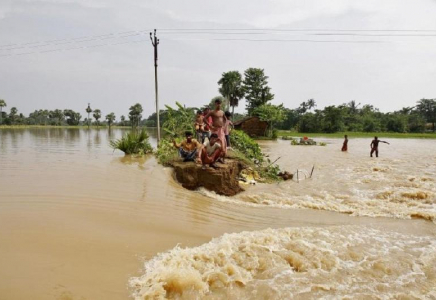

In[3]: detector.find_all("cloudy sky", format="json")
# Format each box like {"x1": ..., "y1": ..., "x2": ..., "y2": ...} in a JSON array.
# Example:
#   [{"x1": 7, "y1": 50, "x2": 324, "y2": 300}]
[{"x1": 1, "y1": 0, "x2": 435, "y2": 118}]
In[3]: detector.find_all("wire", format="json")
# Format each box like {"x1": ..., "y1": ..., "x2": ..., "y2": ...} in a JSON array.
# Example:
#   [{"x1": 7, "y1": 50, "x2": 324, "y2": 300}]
[
  {"x1": 0, "y1": 38, "x2": 150, "y2": 57},
  {"x1": 2, "y1": 27, "x2": 436, "y2": 50}
]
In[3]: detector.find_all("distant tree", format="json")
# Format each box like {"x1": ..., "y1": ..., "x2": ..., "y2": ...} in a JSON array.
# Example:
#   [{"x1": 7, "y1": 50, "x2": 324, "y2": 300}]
[
  {"x1": 9, "y1": 107, "x2": 18, "y2": 125},
  {"x1": 253, "y1": 104, "x2": 286, "y2": 137},
  {"x1": 64, "y1": 109, "x2": 81, "y2": 126},
  {"x1": 407, "y1": 112, "x2": 426, "y2": 133},
  {"x1": 120, "y1": 115, "x2": 126, "y2": 126},
  {"x1": 385, "y1": 113, "x2": 407, "y2": 133},
  {"x1": 416, "y1": 98, "x2": 436, "y2": 132},
  {"x1": 93, "y1": 109, "x2": 101, "y2": 127},
  {"x1": 49, "y1": 109, "x2": 65, "y2": 126},
  {"x1": 0, "y1": 99, "x2": 6, "y2": 125},
  {"x1": 218, "y1": 71, "x2": 245, "y2": 116},
  {"x1": 296, "y1": 99, "x2": 317, "y2": 115},
  {"x1": 322, "y1": 106, "x2": 345, "y2": 133},
  {"x1": 105, "y1": 112, "x2": 116, "y2": 129},
  {"x1": 129, "y1": 103, "x2": 143, "y2": 128},
  {"x1": 243, "y1": 68, "x2": 274, "y2": 115}
]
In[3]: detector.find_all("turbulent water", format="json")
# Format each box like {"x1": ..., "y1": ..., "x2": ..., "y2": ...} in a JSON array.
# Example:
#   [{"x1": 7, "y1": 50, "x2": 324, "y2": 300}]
[
  {"x1": 131, "y1": 138, "x2": 436, "y2": 299},
  {"x1": 208, "y1": 139, "x2": 436, "y2": 222},
  {"x1": 0, "y1": 129, "x2": 435, "y2": 299},
  {"x1": 130, "y1": 226, "x2": 436, "y2": 299}
]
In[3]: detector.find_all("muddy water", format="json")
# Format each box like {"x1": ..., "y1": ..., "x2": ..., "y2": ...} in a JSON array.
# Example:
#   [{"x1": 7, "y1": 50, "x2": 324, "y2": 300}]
[{"x1": 0, "y1": 129, "x2": 435, "y2": 300}]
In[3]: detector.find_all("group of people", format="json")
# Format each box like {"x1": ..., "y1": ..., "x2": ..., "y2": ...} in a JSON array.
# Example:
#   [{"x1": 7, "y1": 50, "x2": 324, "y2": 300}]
[
  {"x1": 341, "y1": 135, "x2": 390, "y2": 157},
  {"x1": 173, "y1": 98, "x2": 233, "y2": 169}
]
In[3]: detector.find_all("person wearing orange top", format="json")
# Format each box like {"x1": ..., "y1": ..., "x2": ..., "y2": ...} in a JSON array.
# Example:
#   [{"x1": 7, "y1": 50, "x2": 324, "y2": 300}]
[{"x1": 173, "y1": 131, "x2": 202, "y2": 162}]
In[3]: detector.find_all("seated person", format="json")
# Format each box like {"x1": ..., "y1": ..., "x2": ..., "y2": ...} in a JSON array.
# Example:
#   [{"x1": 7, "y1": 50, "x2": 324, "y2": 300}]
[
  {"x1": 173, "y1": 131, "x2": 202, "y2": 162},
  {"x1": 200, "y1": 133, "x2": 223, "y2": 169}
]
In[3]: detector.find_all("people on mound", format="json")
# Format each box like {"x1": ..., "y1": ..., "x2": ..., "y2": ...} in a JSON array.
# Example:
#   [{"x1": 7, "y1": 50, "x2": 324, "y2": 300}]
[{"x1": 173, "y1": 131, "x2": 225, "y2": 169}]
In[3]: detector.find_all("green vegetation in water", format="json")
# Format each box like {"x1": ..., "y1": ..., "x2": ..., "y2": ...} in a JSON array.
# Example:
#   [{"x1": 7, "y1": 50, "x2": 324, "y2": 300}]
[
  {"x1": 110, "y1": 129, "x2": 153, "y2": 155},
  {"x1": 278, "y1": 130, "x2": 436, "y2": 139}
]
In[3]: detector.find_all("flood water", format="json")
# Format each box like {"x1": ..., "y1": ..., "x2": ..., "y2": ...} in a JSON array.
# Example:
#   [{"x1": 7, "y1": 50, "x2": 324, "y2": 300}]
[{"x1": 0, "y1": 128, "x2": 435, "y2": 299}]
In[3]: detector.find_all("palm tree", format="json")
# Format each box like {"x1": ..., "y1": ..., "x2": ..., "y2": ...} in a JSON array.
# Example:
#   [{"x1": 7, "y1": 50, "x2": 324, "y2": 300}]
[
  {"x1": 347, "y1": 100, "x2": 361, "y2": 114},
  {"x1": 218, "y1": 71, "x2": 244, "y2": 116},
  {"x1": 86, "y1": 103, "x2": 92, "y2": 128},
  {"x1": 93, "y1": 109, "x2": 101, "y2": 127},
  {"x1": 0, "y1": 99, "x2": 6, "y2": 125},
  {"x1": 105, "y1": 112, "x2": 116, "y2": 129}
]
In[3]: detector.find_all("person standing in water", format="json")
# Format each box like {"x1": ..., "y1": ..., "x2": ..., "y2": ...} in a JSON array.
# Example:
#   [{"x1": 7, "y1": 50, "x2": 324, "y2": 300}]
[
  {"x1": 204, "y1": 98, "x2": 227, "y2": 158},
  {"x1": 341, "y1": 135, "x2": 348, "y2": 151},
  {"x1": 370, "y1": 136, "x2": 389, "y2": 157}
]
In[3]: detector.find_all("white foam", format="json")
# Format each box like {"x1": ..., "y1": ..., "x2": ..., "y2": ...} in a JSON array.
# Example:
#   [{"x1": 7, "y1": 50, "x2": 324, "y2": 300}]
[{"x1": 129, "y1": 226, "x2": 436, "y2": 299}]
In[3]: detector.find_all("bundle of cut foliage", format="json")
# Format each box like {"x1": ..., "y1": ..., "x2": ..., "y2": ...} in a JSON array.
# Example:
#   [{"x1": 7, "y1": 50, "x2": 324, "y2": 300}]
[
  {"x1": 162, "y1": 102, "x2": 196, "y2": 137},
  {"x1": 110, "y1": 129, "x2": 153, "y2": 155},
  {"x1": 156, "y1": 102, "x2": 197, "y2": 165},
  {"x1": 230, "y1": 130, "x2": 282, "y2": 181}
]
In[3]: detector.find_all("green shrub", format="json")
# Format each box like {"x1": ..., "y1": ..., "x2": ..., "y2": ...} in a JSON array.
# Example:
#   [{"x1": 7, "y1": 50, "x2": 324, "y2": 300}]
[
  {"x1": 155, "y1": 138, "x2": 180, "y2": 166},
  {"x1": 110, "y1": 129, "x2": 153, "y2": 155},
  {"x1": 230, "y1": 130, "x2": 264, "y2": 163}
]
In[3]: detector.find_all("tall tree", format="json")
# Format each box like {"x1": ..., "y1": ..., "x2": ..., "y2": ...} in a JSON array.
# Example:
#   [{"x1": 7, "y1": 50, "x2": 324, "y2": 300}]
[
  {"x1": 243, "y1": 68, "x2": 274, "y2": 115},
  {"x1": 120, "y1": 115, "x2": 126, "y2": 126},
  {"x1": 93, "y1": 109, "x2": 101, "y2": 127},
  {"x1": 0, "y1": 99, "x2": 6, "y2": 125},
  {"x1": 129, "y1": 103, "x2": 143, "y2": 128},
  {"x1": 105, "y1": 112, "x2": 116, "y2": 129},
  {"x1": 416, "y1": 98, "x2": 436, "y2": 132},
  {"x1": 218, "y1": 71, "x2": 244, "y2": 116}
]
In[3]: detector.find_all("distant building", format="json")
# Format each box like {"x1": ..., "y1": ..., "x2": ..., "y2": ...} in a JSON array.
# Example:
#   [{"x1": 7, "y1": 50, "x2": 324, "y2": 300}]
[{"x1": 233, "y1": 116, "x2": 268, "y2": 137}]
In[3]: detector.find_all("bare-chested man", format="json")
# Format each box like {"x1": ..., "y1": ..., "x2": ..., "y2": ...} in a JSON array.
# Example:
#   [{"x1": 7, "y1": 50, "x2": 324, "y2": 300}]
[
  {"x1": 204, "y1": 99, "x2": 227, "y2": 157},
  {"x1": 370, "y1": 136, "x2": 390, "y2": 157}
]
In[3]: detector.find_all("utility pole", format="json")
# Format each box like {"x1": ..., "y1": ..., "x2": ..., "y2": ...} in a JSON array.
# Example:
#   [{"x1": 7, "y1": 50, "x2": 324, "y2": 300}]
[{"x1": 150, "y1": 29, "x2": 161, "y2": 143}]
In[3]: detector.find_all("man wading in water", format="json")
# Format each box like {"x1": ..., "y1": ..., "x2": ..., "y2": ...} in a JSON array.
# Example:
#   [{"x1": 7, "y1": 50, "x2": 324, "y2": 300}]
[
  {"x1": 204, "y1": 99, "x2": 227, "y2": 162},
  {"x1": 370, "y1": 136, "x2": 390, "y2": 157}
]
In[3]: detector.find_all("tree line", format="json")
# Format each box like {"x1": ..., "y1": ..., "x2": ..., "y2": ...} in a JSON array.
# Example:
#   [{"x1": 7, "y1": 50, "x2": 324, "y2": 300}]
[
  {"x1": 1, "y1": 67, "x2": 435, "y2": 134},
  {"x1": 144, "y1": 68, "x2": 436, "y2": 135},
  {"x1": 0, "y1": 100, "x2": 145, "y2": 129}
]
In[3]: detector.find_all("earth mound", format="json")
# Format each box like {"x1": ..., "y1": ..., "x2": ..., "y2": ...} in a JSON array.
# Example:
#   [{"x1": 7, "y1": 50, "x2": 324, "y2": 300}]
[{"x1": 171, "y1": 159, "x2": 244, "y2": 196}]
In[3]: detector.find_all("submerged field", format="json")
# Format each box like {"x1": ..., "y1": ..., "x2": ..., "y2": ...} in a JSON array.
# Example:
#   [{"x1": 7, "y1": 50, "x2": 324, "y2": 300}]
[
  {"x1": 278, "y1": 130, "x2": 436, "y2": 139},
  {"x1": 0, "y1": 128, "x2": 435, "y2": 299}
]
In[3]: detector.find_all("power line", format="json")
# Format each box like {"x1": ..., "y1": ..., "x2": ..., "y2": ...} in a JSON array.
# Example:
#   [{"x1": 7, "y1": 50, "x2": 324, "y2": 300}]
[
  {"x1": 0, "y1": 38, "x2": 150, "y2": 57},
  {"x1": 2, "y1": 27, "x2": 436, "y2": 50},
  {"x1": 158, "y1": 28, "x2": 436, "y2": 32},
  {"x1": 0, "y1": 30, "x2": 152, "y2": 49}
]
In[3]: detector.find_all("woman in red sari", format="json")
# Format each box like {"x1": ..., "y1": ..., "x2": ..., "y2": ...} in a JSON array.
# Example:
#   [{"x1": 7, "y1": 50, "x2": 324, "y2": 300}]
[{"x1": 341, "y1": 135, "x2": 348, "y2": 151}]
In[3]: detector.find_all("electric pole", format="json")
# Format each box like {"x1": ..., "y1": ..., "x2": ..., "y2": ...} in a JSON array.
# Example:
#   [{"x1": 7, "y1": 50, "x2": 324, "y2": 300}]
[{"x1": 150, "y1": 29, "x2": 161, "y2": 143}]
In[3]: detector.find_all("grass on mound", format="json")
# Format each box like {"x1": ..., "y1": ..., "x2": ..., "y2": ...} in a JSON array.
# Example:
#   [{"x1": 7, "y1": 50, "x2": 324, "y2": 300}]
[{"x1": 277, "y1": 130, "x2": 436, "y2": 139}]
